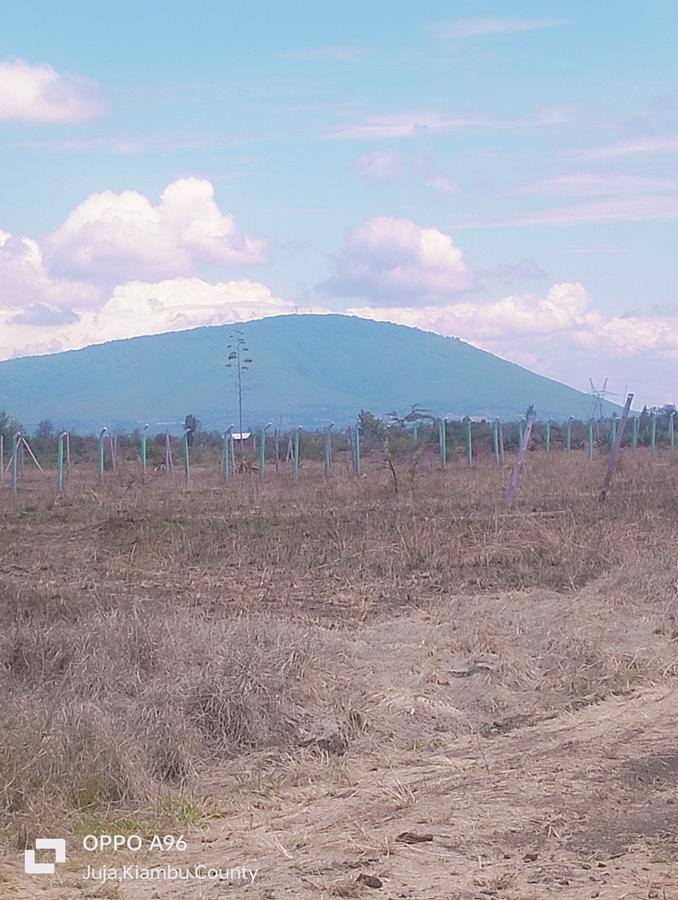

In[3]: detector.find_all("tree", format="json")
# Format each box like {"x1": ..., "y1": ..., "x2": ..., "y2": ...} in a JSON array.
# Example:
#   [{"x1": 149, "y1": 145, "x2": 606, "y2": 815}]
[
  {"x1": 34, "y1": 419, "x2": 55, "y2": 440},
  {"x1": 225, "y1": 329, "x2": 253, "y2": 460},
  {"x1": 0, "y1": 409, "x2": 22, "y2": 442},
  {"x1": 183, "y1": 414, "x2": 199, "y2": 446}
]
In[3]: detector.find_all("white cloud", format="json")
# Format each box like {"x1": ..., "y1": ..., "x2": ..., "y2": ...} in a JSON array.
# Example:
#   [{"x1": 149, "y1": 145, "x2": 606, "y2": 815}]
[
  {"x1": 516, "y1": 173, "x2": 678, "y2": 196},
  {"x1": 355, "y1": 150, "x2": 404, "y2": 181},
  {"x1": 49, "y1": 177, "x2": 267, "y2": 282},
  {"x1": 347, "y1": 283, "x2": 678, "y2": 402},
  {"x1": 322, "y1": 216, "x2": 474, "y2": 302},
  {"x1": 0, "y1": 229, "x2": 100, "y2": 310},
  {"x1": 0, "y1": 277, "x2": 296, "y2": 360},
  {"x1": 581, "y1": 136, "x2": 678, "y2": 160},
  {"x1": 434, "y1": 17, "x2": 566, "y2": 38},
  {"x1": 0, "y1": 59, "x2": 103, "y2": 123},
  {"x1": 505, "y1": 196, "x2": 678, "y2": 226},
  {"x1": 332, "y1": 110, "x2": 490, "y2": 140}
]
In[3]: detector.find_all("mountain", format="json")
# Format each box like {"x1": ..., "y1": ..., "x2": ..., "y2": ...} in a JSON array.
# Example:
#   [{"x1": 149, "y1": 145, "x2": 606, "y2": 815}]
[{"x1": 0, "y1": 314, "x2": 615, "y2": 432}]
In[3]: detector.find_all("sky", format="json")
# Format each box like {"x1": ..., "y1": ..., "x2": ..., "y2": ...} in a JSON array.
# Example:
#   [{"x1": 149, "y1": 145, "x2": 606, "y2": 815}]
[{"x1": 1, "y1": 1, "x2": 677, "y2": 407}]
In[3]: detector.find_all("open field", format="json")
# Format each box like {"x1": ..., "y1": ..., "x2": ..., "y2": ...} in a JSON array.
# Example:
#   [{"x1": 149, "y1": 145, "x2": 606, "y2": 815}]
[{"x1": 1, "y1": 451, "x2": 677, "y2": 898}]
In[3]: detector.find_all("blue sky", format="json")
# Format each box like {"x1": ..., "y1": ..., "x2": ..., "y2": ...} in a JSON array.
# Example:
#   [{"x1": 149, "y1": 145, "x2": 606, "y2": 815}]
[{"x1": 1, "y1": 1, "x2": 678, "y2": 406}]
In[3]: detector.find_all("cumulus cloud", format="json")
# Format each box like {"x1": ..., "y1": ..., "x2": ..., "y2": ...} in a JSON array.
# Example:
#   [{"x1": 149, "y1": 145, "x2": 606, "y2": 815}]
[
  {"x1": 49, "y1": 177, "x2": 267, "y2": 282},
  {"x1": 0, "y1": 59, "x2": 104, "y2": 123},
  {"x1": 0, "y1": 229, "x2": 100, "y2": 310},
  {"x1": 0, "y1": 277, "x2": 296, "y2": 360},
  {"x1": 322, "y1": 216, "x2": 474, "y2": 302},
  {"x1": 347, "y1": 283, "x2": 678, "y2": 400}
]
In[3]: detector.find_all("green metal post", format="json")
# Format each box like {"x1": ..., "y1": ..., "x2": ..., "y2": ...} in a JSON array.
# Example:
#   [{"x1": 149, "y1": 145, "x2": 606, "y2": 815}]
[
  {"x1": 588, "y1": 420, "x2": 594, "y2": 460},
  {"x1": 611, "y1": 415, "x2": 617, "y2": 449},
  {"x1": 293, "y1": 426, "x2": 302, "y2": 478},
  {"x1": 98, "y1": 427, "x2": 107, "y2": 483},
  {"x1": 183, "y1": 430, "x2": 190, "y2": 482},
  {"x1": 545, "y1": 420, "x2": 551, "y2": 454},
  {"x1": 651, "y1": 412, "x2": 657, "y2": 455},
  {"x1": 259, "y1": 423, "x2": 272, "y2": 479},
  {"x1": 324, "y1": 422, "x2": 335, "y2": 477},
  {"x1": 11, "y1": 431, "x2": 21, "y2": 495},
  {"x1": 354, "y1": 425, "x2": 361, "y2": 475},
  {"x1": 141, "y1": 424, "x2": 149, "y2": 475},
  {"x1": 412, "y1": 423, "x2": 418, "y2": 446},
  {"x1": 519, "y1": 418, "x2": 524, "y2": 448},
  {"x1": 56, "y1": 432, "x2": 67, "y2": 495},
  {"x1": 632, "y1": 415, "x2": 639, "y2": 449},
  {"x1": 438, "y1": 418, "x2": 447, "y2": 468},
  {"x1": 493, "y1": 419, "x2": 500, "y2": 466},
  {"x1": 566, "y1": 417, "x2": 572, "y2": 453},
  {"x1": 466, "y1": 419, "x2": 473, "y2": 467},
  {"x1": 222, "y1": 426, "x2": 233, "y2": 480},
  {"x1": 670, "y1": 412, "x2": 676, "y2": 449}
]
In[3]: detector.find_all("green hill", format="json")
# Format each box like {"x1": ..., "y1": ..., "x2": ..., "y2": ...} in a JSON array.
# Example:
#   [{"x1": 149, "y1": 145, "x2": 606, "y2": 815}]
[{"x1": 0, "y1": 314, "x2": 613, "y2": 432}]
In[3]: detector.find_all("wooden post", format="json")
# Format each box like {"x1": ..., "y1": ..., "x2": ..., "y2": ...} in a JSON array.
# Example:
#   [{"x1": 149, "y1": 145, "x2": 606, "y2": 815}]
[
  {"x1": 505, "y1": 409, "x2": 535, "y2": 506},
  {"x1": 600, "y1": 393, "x2": 633, "y2": 500}
]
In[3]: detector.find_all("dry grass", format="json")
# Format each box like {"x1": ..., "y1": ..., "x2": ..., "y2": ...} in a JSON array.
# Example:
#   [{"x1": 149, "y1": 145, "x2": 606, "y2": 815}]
[{"x1": 1, "y1": 449, "x2": 677, "y2": 849}]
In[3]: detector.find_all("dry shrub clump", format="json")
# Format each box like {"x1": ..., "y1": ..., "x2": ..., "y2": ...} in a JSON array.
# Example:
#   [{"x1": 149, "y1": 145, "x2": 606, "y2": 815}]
[{"x1": 0, "y1": 598, "x2": 344, "y2": 845}]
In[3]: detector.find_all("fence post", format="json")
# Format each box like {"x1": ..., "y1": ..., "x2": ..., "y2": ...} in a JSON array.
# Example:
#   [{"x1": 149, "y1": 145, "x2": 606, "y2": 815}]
[
  {"x1": 0, "y1": 434, "x2": 3, "y2": 481},
  {"x1": 466, "y1": 419, "x2": 473, "y2": 467},
  {"x1": 651, "y1": 411, "x2": 657, "y2": 455},
  {"x1": 438, "y1": 418, "x2": 447, "y2": 469},
  {"x1": 545, "y1": 419, "x2": 551, "y2": 453},
  {"x1": 506, "y1": 409, "x2": 535, "y2": 506},
  {"x1": 670, "y1": 411, "x2": 676, "y2": 449},
  {"x1": 632, "y1": 415, "x2": 639, "y2": 449},
  {"x1": 588, "y1": 419, "x2": 594, "y2": 460},
  {"x1": 353, "y1": 424, "x2": 362, "y2": 475},
  {"x1": 519, "y1": 418, "x2": 524, "y2": 448},
  {"x1": 222, "y1": 426, "x2": 233, "y2": 480},
  {"x1": 259, "y1": 422, "x2": 272, "y2": 479},
  {"x1": 56, "y1": 431, "x2": 68, "y2": 495},
  {"x1": 183, "y1": 429, "x2": 191, "y2": 483},
  {"x1": 141, "y1": 423, "x2": 149, "y2": 475},
  {"x1": 324, "y1": 422, "x2": 335, "y2": 477},
  {"x1": 11, "y1": 431, "x2": 21, "y2": 495},
  {"x1": 412, "y1": 423, "x2": 419, "y2": 447},
  {"x1": 610, "y1": 415, "x2": 617, "y2": 449},
  {"x1": 493, "y1": 419, "x2": 500, "y2": 466},
  {"x1": 98, "y1": 427, "x2": 107, "y2": 484},
  {"x1": 566, "y1": 416, "x2": 573, "y2": 453},
  {"x1": 600, "y1": 393, "x2": 634, "y2": 500},
  {"x1": 293, "y1": 426, "x2": 302, "y2": 478}
]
